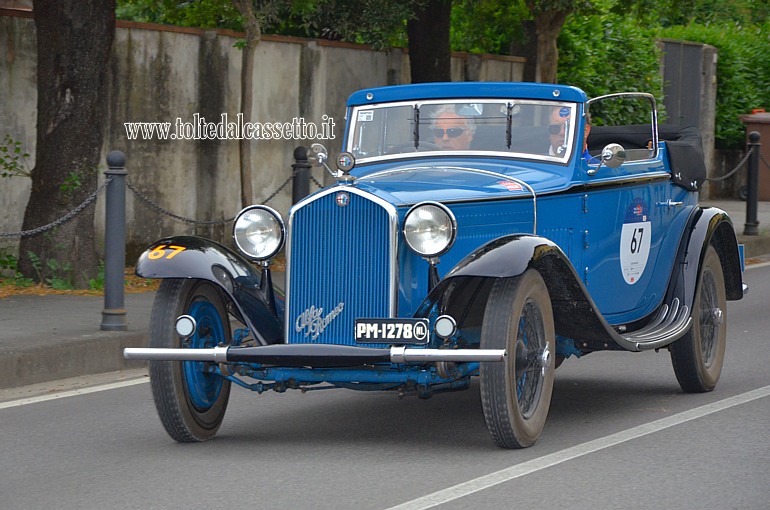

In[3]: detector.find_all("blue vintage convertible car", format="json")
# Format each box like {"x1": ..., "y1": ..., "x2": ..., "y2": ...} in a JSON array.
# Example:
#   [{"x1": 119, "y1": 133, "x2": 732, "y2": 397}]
[{"x1": 125, "y1": 82, "x2": 745, "y2": 448}]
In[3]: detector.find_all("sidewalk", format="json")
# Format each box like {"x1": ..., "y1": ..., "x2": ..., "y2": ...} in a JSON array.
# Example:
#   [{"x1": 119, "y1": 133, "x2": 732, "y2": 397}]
[{"x1": 1, "y1": 200, "x2": 768, "y2": 390}]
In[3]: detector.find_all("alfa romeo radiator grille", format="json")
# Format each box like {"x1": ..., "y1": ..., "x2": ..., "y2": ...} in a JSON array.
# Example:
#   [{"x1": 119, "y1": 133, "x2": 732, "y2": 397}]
[{"x1": 287, "y1": 189, "x2": 395, "y2": 345}]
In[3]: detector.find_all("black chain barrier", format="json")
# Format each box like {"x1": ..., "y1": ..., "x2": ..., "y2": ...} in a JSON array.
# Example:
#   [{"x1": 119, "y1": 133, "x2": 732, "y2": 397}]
[
  {"x1": 1, "y1": 167, "x2": 323, "y2": 238},
  {"x1": 0, "y1": 177, "x2": 112, "y2": 238},
  {"x1": 125, "y1": 178, "x2": 236, "y2": 225},
  {"x1": 706, "y1": 147, "x2": 754, "y2": 182}
]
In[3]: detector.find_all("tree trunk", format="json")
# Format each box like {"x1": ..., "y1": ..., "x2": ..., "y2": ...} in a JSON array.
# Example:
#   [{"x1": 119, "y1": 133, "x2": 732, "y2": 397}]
[
  {"x1": 232, "y1": 0, "x2": 261, "y2": 207},
  {"x1": 534, "y1": 10, "x2": 568, "y2": 84},
  {"x1": 18, "y1": 0, "x2": 116, "y2": 288},
  {"x1": 407, "y1": 0, "x2": 452, "y2": 83},
  {"x1": 510, "y1": 20, "x2": 538, "y2": 83}
]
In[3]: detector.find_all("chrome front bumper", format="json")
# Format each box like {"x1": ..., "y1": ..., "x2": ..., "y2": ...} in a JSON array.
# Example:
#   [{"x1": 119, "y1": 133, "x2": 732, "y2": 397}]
[{"x1": 124, "y1": 344, "x2": 506, "y2": 367}]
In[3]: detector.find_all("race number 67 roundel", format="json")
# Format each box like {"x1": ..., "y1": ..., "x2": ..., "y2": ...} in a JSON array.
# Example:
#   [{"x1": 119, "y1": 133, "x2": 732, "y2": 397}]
[{"x1": 620, "y1": 198, "x2": 651, "y2": 285}]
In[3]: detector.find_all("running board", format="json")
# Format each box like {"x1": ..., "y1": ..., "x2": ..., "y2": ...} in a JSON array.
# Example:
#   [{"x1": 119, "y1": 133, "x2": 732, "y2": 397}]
[{"x1": 611, "y1": 298, "x2": 692, "y2": 352}]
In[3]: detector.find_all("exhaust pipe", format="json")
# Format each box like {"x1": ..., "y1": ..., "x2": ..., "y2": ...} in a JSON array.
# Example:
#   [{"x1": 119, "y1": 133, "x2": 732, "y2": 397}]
[{"x1": 124, "y1": 344, "x2": 505, "y2": 367}]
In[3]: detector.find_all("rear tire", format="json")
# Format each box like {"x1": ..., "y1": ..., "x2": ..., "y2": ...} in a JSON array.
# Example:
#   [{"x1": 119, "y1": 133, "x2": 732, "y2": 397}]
[
  {"x1": 670, "y1": 245, "x2": 727, "y2": 393},
  {"x1": 149, "y1": 279, "x2": 232, "y2": 442},
  {"x1": 480, "y1": 270, "x2": 555, "y2": 448}
]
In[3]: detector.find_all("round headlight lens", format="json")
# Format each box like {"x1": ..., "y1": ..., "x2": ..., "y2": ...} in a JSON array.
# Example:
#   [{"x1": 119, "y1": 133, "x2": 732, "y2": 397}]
[
  {"x1": 233, "y1": 206, "x2": 285, "y2": 261},
  {"x1": 403, "y1": 202, "x2": 456, "y2": 257}
]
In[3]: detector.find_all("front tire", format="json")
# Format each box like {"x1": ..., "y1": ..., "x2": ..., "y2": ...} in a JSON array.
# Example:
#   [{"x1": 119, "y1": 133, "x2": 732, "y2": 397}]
[
  {"x1": 149, "y1": 279, "x2": 232, "y2": 442},
  {"x1": 480, "y1": 270, "x2": 556, "y2": 449},
  {"x1": 670, "y1": 245, "x2": 727, "y2": 393}
]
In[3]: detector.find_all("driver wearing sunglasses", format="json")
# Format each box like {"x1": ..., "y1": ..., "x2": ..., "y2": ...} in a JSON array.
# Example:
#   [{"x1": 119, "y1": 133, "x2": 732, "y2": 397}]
[
  {"x1": 432, "y1": 107, "x2": 475, "y2": 150},
  {"x1": 548, "y1": 107, "x2": 595, "y2": 161}
]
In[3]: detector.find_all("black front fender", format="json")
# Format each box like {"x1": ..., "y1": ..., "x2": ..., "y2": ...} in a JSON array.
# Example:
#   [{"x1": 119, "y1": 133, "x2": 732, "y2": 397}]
[{"x1": 136, "y1": 236, "x2": 283, "y2": 345}]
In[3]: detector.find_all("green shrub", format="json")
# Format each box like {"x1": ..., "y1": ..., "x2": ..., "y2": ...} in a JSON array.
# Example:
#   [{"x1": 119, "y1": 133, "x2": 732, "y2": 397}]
[{"x1": 558, "y1": 13, "x2": 664, "y2": 103}]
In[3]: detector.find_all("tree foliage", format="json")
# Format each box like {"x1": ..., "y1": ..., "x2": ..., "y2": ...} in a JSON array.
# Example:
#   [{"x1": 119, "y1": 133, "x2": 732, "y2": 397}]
[
  {"x1": 558, "y1": 11, "x2": 663, "y2": 99},
  {"x1": 117, "y1": 0, "x2": 412, "y2": 48}
]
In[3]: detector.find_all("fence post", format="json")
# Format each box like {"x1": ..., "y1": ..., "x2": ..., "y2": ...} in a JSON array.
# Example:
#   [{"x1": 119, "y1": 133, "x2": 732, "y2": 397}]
[
  {"x1": 292, "y1": 146, "x2": 310, "y2": 204},
  {"x1": 744, "y1": 131, "x2": 760, "y2": 236},
  {"x1": 101, "y1": 150, "x2": 128, "y2": 331}
]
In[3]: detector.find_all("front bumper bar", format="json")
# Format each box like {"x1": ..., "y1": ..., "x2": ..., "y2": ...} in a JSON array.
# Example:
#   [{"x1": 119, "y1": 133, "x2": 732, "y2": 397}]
[{"x1": 123, "y1": 344, "x2": 506, "y2": 367}]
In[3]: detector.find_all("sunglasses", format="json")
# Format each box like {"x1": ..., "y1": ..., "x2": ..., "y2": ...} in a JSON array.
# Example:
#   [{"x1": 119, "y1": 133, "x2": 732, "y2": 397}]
[
  {"x1": 549, "y1": 123, "x2": 566, "y2": 135},
  {"x1": 432, "y1": 127, "x2": 466, "y2": 138}
]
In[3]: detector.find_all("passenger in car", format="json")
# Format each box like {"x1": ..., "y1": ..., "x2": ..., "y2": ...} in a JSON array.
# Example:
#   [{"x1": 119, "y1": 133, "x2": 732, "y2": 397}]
[
  {"x1": 432, "y1": 106, "x2": 476, "y2": 150},
  {"x1": 548, "y1": 108, "x2": 597, "y2": 162}
]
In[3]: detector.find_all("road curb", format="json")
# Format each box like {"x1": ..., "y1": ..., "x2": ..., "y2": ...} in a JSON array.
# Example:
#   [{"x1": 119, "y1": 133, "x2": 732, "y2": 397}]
[
  {"x1": 0, "y1": 331, "x2": 148, "y2": 389},
  {"x1": 739, "y1": 233, "x2": 770, "y2": 258}
]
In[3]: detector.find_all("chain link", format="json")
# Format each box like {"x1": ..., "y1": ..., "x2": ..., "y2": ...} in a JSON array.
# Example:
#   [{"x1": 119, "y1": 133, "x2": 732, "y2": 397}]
[
  {"x1": 259, "y1": 170, "x2": 296, "y2": 206},
  {"x1": 126, "y1": 178, "x2": 236, "y2": 225},
  {"x1": 3, "y1": 164, "x2": 324, "y2": 238},
  {"x1": 310, "y1": 174, "x2": 324, "y2": 189},
  {"x1": 706, "y1": 147, "x2": 753, "y2": 182},
  {"x1": 0, "y1": 177, "x2": 112, "y2": 238}
]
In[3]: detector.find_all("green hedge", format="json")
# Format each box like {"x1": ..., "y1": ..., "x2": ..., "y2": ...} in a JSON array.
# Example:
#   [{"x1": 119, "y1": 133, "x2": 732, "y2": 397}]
[{"x1": 558, "y1": 13, "x2": 664, "y2": 110}]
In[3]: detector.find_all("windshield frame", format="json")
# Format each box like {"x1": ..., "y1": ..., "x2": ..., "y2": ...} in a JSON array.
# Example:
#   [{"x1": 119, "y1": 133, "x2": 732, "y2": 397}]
[{"x1": 344, "y1": 99, "x2": 579, "y2": 165}]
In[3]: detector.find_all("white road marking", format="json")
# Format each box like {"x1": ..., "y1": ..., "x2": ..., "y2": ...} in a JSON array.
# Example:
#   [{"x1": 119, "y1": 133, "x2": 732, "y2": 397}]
[
  {"x1": 386, "y1": 385, "x2": 770, "y2": 510},
  {"x1": 0, "y1": 377, "x2": 148, "y2": 410}
]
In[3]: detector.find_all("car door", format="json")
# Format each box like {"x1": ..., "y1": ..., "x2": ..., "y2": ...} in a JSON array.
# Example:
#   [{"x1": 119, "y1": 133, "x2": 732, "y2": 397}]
[{"x1": 581, "y1": 94, "x2": 691, "y2": 325}]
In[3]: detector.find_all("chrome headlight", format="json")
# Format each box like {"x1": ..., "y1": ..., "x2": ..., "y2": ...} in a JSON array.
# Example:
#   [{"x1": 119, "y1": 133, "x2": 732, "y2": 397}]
[
  {"x1": 403, "y1": 202, "x2": 457, "y2": 258},
  {"x1": 233, "y1": 205, "x2": 285, "y2": 261}
]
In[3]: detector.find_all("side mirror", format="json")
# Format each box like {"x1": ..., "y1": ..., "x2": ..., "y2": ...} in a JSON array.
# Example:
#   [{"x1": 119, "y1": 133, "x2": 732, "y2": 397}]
[
  {"x1": 587, "y1": 143, "x2": 626, "y2": 175},
  {"x1": 308, "y1": 143, "x2": 328, "y2": 167},
  {"x1": 602, "y1": 143, "x2": 626, "y2": 168}
]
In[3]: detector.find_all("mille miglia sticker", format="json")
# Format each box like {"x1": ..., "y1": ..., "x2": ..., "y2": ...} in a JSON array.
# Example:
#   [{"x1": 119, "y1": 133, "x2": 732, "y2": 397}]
[
  {"x1": 498, "y1": 181, "x2": 523, "y2": 191},
  {"x1": 620, "y1": 198, "x2": 651, "y2": 285}
]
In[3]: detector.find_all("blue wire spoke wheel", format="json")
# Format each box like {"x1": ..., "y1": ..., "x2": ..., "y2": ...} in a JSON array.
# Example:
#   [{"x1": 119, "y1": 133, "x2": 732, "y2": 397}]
[{"x1": 149, "y1": 279, "x2": 232, "y2": 442}]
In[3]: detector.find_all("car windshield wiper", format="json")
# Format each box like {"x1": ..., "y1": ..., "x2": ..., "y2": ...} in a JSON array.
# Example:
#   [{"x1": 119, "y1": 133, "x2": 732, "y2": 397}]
[
  {"x1": 506, "y1": 103, "x2": 513, "y2": 149},
  {"x1": 412, "y1": 105, "x2": 420, "y2": 149}
]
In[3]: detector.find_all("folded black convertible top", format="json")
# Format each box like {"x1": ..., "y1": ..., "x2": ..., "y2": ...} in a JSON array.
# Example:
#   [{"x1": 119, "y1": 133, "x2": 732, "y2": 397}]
[{"x1": 588, "y1": 124, "x2": 706, "y2": 191}]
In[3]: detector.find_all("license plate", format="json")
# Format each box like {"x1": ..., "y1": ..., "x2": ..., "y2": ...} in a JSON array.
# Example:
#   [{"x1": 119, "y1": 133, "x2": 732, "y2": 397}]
[{"x1": 354, "y1": 318, "x2": 430, "y2": 344}]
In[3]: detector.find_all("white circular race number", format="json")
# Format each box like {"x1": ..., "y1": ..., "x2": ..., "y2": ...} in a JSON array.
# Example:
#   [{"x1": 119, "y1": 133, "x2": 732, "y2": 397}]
[{"x1": 620, "y1": 221, "x2": 651, "y2": 284}]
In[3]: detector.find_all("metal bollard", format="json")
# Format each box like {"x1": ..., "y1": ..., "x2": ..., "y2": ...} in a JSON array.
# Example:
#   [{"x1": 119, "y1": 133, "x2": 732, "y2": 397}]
[
  {"x1": 292, "y1": 146, "x2": 311, "y2": 204},
  {"x1": 101, "y1": 150, "x2": 128, "y2": 331},
  {"x1": 744, "y1": 131, "x2": 760, "y2": 236}
]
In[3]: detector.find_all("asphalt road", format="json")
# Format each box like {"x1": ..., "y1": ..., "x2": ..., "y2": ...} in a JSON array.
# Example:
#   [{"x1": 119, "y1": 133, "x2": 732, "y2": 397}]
[{"x1": 2, "y1": 264, "x2": 769, "y2": 510}]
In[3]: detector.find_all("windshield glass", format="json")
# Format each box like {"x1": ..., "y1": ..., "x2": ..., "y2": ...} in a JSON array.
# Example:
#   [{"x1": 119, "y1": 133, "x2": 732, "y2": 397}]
[{"x1": 346, "y1": 99, "x2": 578, "y2": 164}]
